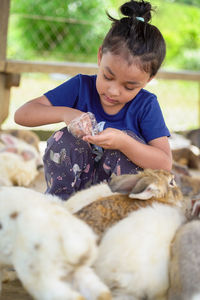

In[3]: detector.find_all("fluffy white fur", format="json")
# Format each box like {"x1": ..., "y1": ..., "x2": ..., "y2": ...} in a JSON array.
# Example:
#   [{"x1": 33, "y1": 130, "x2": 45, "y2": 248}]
[
  {"x1": 65, "y1": 182, "x2": 117, "y2": 213},
  {"x1": 64, "y1": 170, "x2": 187, "y2": 299},
  {"x1": 0, "y1": 186, "x2": 111, "y2": 300},
  {"x1": 0, "y1": 134, "x2": 43, "y2": 187},
  {"x1": 94, "y1": 203, "x2": 186, "y2": 300},
  {"x1": 0, "y1": 152, "x2": 39, "y2": 186}
]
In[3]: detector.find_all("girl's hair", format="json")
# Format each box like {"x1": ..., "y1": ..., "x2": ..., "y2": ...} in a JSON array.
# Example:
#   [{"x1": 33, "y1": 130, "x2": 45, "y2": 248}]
[{"x1": 101, "y1": 0, "x2": 166, "y2": 77}]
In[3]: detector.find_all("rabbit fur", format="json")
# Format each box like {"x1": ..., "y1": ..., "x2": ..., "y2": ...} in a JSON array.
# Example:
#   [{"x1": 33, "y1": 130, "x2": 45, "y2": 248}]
[
  {"x1": 0, "y1": 186, "x2": 111, "y2": 300},
  {"x1": 168, "y1": 220, "x2": 200, "y2": 300},
  {"x1": 172, "y1": 172, "x2": 200, "y2": 219},
  {"x1": 94, "y1": 203, "x2": 185, "y2": 300},
  {"x1": 65, "y1": 181, "x2": 117, "y2": 214},
  {"x1": 0, "y1": 129, "x2": 40, "y2": 151},
  {"x1": 172, "y1": 147, "x2": 200, "y2": 170},
  {"x1": 66, "y1": 169, "x2": 186, "y2": 299},
  {"x1": 0, "y1": 133, "x2": 43, "y2": 187},
  {"x1": 66, "y1": 169, "x2": 182, "y2": 214},
  {"x1": 72, "y1": 169, "x2": 183, "y2": 239}
]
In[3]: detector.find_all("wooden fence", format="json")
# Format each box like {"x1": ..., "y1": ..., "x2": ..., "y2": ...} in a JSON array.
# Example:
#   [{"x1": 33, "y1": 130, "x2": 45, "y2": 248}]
[{"x1": 1, "y1": 0, "x2": 200, "y2": 130}]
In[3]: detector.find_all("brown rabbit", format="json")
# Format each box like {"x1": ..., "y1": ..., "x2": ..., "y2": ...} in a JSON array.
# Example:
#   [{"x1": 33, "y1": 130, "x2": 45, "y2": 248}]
[
  {"x1": 172, "y1": 147, "x2": 200, "y2": 170},
  {"x1": 175, "y1": 173, "x2": 200, "y2": 198},
  {"x1": 75, "y1": 169, "x2": 182, "y2": 239},
  {"x1": 172, "y1": 171, "x2": 200, "y2": 219}
]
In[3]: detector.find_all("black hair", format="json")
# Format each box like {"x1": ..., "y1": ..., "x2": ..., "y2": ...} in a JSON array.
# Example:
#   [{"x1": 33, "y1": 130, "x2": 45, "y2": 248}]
[{"x1": 101, "y1": 0, "x2": 166, "y2": 77}]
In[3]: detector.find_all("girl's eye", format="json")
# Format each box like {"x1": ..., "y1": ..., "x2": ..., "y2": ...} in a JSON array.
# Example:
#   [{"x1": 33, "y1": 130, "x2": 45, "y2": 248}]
[
  {"x1": 103, "y1": 74, "x2": 112, "y2": 81},
  {"x1": 125, "y1": 86, "x2": 134, "y2": 91}
]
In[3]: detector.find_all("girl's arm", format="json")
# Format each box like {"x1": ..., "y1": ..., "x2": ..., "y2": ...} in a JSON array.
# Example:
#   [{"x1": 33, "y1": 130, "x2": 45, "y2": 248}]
[
  {"x1": 14, "y1": 95, "x2": 84, "y2": 127},
  {"x1": 120, "y1": 134, "x2": 172, "y2": 171},
  {"x1": 83, "y1": 128, "x2": 172, "y2": 171}
]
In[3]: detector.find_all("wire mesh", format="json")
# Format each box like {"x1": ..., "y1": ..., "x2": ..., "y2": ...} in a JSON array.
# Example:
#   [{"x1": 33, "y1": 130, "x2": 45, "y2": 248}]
[
  {"x1": 5, "y1": 0, "x2": 200, "y2": 132},
  {"x1": 8, "y1": 0, "x2": 110, "y2": 62}
]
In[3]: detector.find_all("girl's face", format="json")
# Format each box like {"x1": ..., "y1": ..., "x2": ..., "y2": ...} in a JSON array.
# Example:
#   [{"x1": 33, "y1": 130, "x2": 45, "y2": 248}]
[{"x1": 96, "y1": 48, "x2": 152, "y2": 115}]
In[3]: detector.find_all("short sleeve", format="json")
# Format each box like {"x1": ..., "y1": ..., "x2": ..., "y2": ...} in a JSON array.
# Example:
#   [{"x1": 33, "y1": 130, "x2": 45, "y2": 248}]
[
  {"x1": 139, "y1": 96, "x2": 170, "y2": 142},
  {"x1": 44, "y1": 74, "x2": 80, "y2": 107}
]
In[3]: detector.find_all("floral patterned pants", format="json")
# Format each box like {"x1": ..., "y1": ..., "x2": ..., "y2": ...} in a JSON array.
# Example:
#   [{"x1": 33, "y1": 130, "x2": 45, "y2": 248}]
[{"x1": 43, "y1": 127, "x2": 144, "y2": 200}]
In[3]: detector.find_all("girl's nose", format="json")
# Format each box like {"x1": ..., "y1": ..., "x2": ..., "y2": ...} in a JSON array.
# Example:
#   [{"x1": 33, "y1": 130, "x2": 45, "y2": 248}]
[{"x1": 108, "y1": 83, "x2": 120, "y2": 97}]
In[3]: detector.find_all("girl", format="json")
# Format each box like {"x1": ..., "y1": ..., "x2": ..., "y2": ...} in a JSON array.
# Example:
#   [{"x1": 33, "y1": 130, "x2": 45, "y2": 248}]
[{"x1": 15, "y1": 0, "x2": 172, "y2": 200}]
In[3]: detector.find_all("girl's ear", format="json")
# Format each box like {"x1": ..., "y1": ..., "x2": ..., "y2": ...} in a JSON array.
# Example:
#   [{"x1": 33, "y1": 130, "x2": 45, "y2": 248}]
[
  {"x1": 147, "y1": 75, "x2": 155, "y2": 83},
  {"x1": 97, "y1": 47, "x2": 102, "y2": 66}
]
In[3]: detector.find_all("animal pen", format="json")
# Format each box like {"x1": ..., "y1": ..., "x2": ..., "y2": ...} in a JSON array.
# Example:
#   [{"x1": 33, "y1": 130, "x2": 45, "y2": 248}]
[
  {"x1": 1, "y1": 0, "x2": 200, "y2": 137},
  {"x1": 1, "y1": 0, "x2": 200, "y2": 299}
]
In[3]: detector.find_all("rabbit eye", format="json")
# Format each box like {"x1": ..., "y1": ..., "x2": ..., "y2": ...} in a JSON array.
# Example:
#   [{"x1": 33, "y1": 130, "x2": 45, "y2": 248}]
[{"x1": 169, "y1": 177, "x2": 176, "y2": 187}]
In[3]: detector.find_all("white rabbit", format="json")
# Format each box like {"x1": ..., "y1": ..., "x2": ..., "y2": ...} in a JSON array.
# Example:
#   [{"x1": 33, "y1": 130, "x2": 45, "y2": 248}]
[
  {"x1": 94, "y1": 203, "x2": 185, "y2": 300},
  {"x1": 69, "y1": 169, "x2": 186, "y2": 299},
  {"x1": 0, "y1": 129, "x2": 40, "y2": 151},
  {"x1": 0, "y1": 133, "x2": 43, "y2": 187},
  {"x1": 0, "y1": 186, "x2": 111, "y2": 300}
]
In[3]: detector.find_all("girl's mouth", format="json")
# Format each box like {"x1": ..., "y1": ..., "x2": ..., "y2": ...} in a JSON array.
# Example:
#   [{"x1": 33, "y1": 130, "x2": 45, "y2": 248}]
[{"x1": 104, "y1": 95, "x2": 118, "y2": 104}]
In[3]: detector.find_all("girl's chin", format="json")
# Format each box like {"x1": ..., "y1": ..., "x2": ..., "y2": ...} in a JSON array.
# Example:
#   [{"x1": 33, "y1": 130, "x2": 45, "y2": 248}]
[{"x1": 100, "y1": 101, "x2": 124, "y2": 115}]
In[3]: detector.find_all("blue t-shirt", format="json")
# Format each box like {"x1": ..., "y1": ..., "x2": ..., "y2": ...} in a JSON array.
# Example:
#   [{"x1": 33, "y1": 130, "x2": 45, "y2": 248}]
[{"x1": 44, "y1": 74, "x2": 170, "y2": 143}]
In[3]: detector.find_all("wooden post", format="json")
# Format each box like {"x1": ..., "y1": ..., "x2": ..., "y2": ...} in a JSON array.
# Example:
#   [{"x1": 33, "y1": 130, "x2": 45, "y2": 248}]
[
  {"x1": 199, "y1": 82, "x2": 200, "y2": 127},
  {"x1": 0, "y1": 0, "x2": 10, "y2": 60},
  {"x1": 0, "y1": 0, "x2": 11, "y2": 126}
]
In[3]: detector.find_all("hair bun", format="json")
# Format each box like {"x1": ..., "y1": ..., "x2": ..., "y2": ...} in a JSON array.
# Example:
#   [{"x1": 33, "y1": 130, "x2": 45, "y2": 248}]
[{"x1": 120, "y1": 0, "x2": 152, "y2": 22}]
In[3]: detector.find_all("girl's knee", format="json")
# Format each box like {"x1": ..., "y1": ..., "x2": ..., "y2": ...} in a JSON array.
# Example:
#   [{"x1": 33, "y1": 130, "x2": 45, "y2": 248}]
[
  {"x1": 43, "y1": 127, "x2": 92, "y2": 161},
  {"x1": 43, "y1": 128, "x2": 95, "y2": 199},
  {"x1": 100, "y1": 149, "x2": 142, "y2": 177},
  {"x1": 46, "y1": 127, "x2": 91, "y2": 151}
]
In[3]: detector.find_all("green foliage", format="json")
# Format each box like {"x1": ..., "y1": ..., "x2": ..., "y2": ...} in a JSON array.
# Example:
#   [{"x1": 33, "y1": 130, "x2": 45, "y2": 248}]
[
  {"x1": 8, "y1": 0, "x2": 110, "y2": 61},
  {"x1": 7, "y1": 0, "x2": 200, "y2": 69},
  {"x1": 167, "y1": 0, "x2": 200, "y2": 7},
  {"x1": 108, "y1": 0, "x2": 200, "y2": 70},
  {"x1": 147, "y1": 0, "x2": 200, "y2": 70}
]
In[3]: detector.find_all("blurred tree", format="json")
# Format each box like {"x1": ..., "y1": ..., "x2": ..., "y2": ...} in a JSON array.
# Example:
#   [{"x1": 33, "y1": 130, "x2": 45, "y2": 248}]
[
  {"x1": 8, "y1": 0, "x2": 200, "y2": 70},
  {"x1": 9, "y1": 0, "x2": 110, "y2": 61},
  {"x1": 169, "y1": 0, "x2": 200, "y2": 7},
  {"x1": 150, "y1": 0, "x2": 200, "y2": 70}
]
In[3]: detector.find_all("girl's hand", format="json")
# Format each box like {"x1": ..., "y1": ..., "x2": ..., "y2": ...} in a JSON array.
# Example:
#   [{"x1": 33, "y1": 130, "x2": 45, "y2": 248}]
[
  {"x1": 82, "y1": 128, "x2": 126, "y2": 149},
  {"x1": 62, "y1": 109, "x2": 84, "y2": 126},
  {"x1": 67, "y1": 112, "x2": 99, "y2": 138}
]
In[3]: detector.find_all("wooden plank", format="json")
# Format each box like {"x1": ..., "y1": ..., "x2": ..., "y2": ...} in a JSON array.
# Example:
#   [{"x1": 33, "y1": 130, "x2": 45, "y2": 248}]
[
  {"x1": 5, "y1": 60, "x2": 99, "y2": 76},
  {"x1": 1, "y1": 279, "x2": 32, "y2": 300},
  {"x1": 199, "y1": 83, "x2": 200, "y2": 128},
  {"x1": 5, "y1": 73, "x2": 21, "y2": 88},
  {"x1": 3, "y1": 59, "x2": 200, "y2": 81},
  {"x1": 0, "y1": 0, "x2": 11, "y2": 126},
  {"x1": 0, "y1": 60, "x2": 6, "y2": 71},
  {"x1": 157, "y1": 69, "x2": 200, "y2": 82},
  {"x1": 0, "y1": 0, "x2": 10, "y2": 60},
  {"x1": 0, "y1": 73, "x2": 11, "y2": 126}
]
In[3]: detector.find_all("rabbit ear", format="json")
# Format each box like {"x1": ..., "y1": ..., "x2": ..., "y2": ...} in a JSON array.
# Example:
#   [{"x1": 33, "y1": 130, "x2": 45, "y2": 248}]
[
  {"x1": 129, "y1": 175, "x2": 159, "y2": 199},
  {"x1": 108, "y1": 173, "x2": 141, "y2": 194},
  {"x1": 129, "y1": 183, "x2": 157, "y2": 200},
  {"x1": 0, "y1": 134, "x2": 16, "y2": 146},
  {"x1": 191, "y1": 199, "x2": 200, "y2": 218}
]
